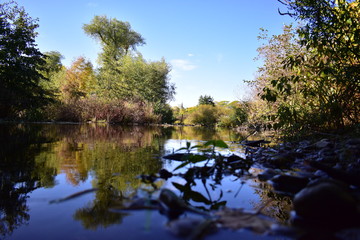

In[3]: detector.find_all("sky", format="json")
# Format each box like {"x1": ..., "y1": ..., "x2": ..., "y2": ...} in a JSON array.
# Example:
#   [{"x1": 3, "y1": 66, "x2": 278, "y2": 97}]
[{"x1": 15, "y1": 0, "x2": 293, "y2": 107}]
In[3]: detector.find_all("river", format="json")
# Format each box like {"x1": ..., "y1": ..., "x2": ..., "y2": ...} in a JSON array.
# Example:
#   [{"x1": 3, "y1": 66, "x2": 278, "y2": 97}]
[{"x1": 0, "y1": 123, "x2": 290, "y2": 239}]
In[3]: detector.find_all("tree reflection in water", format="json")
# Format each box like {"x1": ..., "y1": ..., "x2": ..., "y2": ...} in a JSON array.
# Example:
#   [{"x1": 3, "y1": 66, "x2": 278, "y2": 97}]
[
  {"x1": 0, "y1": 124, "x2": 57, "y2": 238},
  {"x1": 0, "y1": 123, "x2": 294, "y2": 238}
]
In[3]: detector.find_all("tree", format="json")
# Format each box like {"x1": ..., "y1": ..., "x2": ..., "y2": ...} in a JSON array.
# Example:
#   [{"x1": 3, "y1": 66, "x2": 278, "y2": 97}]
[
  {"x1": 0, "y1": 1, "x2": 52, "y2": 118},
  {"x1": 261, "y1": 0, "x2": 359, "y2": 131},
  {"x1": 83, "y1": 16, "x2": 175, "y2": 110},
  {"x1": 83, "y1": 15, "x2": 145, "y2": 62},
  {"x1": 198, "y1": 95, "x2": 215, "y2": 106},
  {"x1": 252, "y1": 25, "x2": 311, "y2": 130},
  {"x1": 61, "y1": 57, "x2": 96, "y2": 102},
  {"x1": 186, "y1": 104, "x2": 218, "y2": 126},
  {"x1": 42, "y1": 51, "x2": 63, "y2": 79}
]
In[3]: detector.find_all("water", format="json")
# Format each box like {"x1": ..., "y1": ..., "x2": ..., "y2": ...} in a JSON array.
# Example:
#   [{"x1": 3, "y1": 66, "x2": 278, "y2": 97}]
[{"x1": 0, "y1": 123, "x2": 289, "y2": 239}]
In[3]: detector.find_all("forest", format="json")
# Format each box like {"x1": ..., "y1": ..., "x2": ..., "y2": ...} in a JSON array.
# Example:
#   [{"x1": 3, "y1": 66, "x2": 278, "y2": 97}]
[{"x1": 0, "y1": 0, "x2": 359, "y2": 136}]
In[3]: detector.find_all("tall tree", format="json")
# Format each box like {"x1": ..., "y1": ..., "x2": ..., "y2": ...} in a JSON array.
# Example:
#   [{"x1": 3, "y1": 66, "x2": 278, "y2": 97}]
[
  {"x1": 261, "y1": 0, "x2": 359, "y2": 130},
  {"x1": 83, "y1": 16, "x2": 175, "y2": 108},
  {"x1": 83, "y1": 15, "x2": 145, "y2": 63},
  {"x1": 0, "y1": 1, "x2": 52, "y2": 118}
]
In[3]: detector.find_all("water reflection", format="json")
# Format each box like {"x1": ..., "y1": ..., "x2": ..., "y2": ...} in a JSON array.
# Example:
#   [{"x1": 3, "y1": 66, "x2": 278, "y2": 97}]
[
  {"x1": 0, "y1": 124, "x2": 57, "y2": 238},
  {"x1": 0, "y1": 123, "x2": 290, "y2": 239}
]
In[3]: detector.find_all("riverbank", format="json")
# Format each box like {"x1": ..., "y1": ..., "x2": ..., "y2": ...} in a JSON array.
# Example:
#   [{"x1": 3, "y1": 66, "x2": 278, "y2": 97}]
[{"x1": 248, "y1": 135, "x2": 360, "y2": 239}]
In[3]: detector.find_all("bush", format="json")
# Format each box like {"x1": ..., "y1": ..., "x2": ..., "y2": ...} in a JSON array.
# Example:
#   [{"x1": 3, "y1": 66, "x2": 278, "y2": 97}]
[
  {"x1": 44, "y1": 97, "x2": 160, "y2": 124},
  {"x1": 185, "y1": 105, "x2": 218, "y2": 126}
]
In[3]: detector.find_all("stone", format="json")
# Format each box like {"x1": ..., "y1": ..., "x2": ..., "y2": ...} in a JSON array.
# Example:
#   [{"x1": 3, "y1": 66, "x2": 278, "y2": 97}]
[
  {"x1": 315, "y1": 139, "x2": 333, "y2": 149},
  {"x1": 270, "y1": 174, "x2": 309, "y2": 195},
  {"x1": 293, "y1": 179, "x2": 358, "y2": 230},
  {"x1": 257, "y1": 168, "x2": 280, "y2": 181}
]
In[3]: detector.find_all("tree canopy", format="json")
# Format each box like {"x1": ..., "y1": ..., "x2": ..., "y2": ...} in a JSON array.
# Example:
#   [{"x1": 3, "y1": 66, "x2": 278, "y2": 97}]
[
  {"x1": 198, "y1": 95, "x2": 215, "y2": 106},
  {"x1": 259, "y1": 0, "x2": 360, "y2": 131},
  {"x1": 0, "y1": 1, "x2": 52, "y2": 118},
  {"x1": 83, "y1": 15, "x2": 175, "y2": 107}
]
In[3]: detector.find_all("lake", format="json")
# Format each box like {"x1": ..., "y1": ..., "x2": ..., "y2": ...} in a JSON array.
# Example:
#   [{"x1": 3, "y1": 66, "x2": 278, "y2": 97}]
[{"x1": 0, "y1": 123, "x2": 290, "y2": 239}]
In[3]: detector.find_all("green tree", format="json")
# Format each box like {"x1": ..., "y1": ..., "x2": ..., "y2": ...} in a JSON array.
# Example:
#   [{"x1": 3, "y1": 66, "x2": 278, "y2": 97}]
[
  {"x1": 0, "y1": 1, "x2": 52, "y2": 118},
  {"x1": 83, "y1": 15, "x2": 145, "y2": 62},
  {"x1": 40, "y1": 51, "x2": 65, "y2": 96},
  {"x1": 198, "y1": 95, "x2": 215, "y2": 106},
  {"x1": 185, "y1": 104, "x2": 218, "y2": 126},
  {"x1": 83, "y1": 16, "x2": 175, "y2": 117},
  {"x1": 251, "y1": 25, "x2": 311, "y2": 130},
  {"x1": 262, "y1": 0, "x2": 360, "y2": 130},
  {"x1": 42, "y1": 51, "x2": 63, "y2": 79}
]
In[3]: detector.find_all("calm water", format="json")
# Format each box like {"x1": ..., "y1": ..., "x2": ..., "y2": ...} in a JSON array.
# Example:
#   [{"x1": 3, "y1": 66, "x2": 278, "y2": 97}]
[{"x1": 0, "y1": 123, "x2": 290, "y2": 239}]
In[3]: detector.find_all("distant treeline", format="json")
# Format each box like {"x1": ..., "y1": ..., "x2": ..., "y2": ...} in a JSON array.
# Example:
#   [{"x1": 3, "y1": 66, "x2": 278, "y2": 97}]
[
  {"x1": 1, "y1": 1, "x2": 359, "y2": 135},
  {"x1": 0, "y1": 2, "x2": 174, "y2": 124}
]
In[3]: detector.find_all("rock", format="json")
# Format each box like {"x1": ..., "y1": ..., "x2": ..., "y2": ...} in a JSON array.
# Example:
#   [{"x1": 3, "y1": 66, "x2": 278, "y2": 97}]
[
  {"x1": 167, "y1": 217, "x2": 209, "y2": 238},
  {"x1": 345, "y1": 138, "x2": 360, "y2": 146},
  {"x1": 270, "y1": 174, "x2": 309, "y2": 195},
  {"x1": 257, "y1": 168, "x2": 281, "y2": 181},
  {"x1": 315, "y1": 139, "x2": 333, "y2": 149},
  {"x1": 268, "y1": 152, "x2": 296, "y2": 168},
  {"x1": 293, "y1": 179, "x2": 358, "y2": 230}
]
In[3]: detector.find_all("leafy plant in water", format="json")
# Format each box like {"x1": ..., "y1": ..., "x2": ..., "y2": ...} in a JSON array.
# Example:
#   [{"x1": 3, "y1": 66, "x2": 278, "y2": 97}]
[{"x1": 173, "y1": 140, "x2": 228, "y2": 171}]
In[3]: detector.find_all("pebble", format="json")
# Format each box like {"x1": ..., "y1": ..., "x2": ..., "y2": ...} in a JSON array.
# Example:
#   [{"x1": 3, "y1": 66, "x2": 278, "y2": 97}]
[{"x1": 292, "y1": 179, "x2": 358, "y2": 230}]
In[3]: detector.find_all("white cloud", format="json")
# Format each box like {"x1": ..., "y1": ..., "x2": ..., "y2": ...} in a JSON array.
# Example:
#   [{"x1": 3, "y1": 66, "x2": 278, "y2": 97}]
[
  {"x1": 170, "y1": 59, "x2": 197, "y2": 71},
  {"x1": 187, "y1": 53, "x2": 194, "y2": 57}
]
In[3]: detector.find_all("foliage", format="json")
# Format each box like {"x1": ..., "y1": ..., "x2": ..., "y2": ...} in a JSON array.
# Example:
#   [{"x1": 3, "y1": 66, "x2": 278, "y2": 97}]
[
  {"x1": 251, "y1": 25, "x2": 309, "y2": 130},
  {"x1": 42, "y1": 51, "x2": 63, "y2": 79},
  {"x1": 217, "y1": 101, "x2": 249, "y2": 127},
  {"x1": 60, "y1": 57, "x2": 96, "y2": 102},
  {"x1": 175, "y1": 101, "x2": 249, "y2": 127},
  {"x1": 83, "y1": 15, "x2": 145, "y2": 60},
  {"x1": 0, "y1": 1, "x2": 52, "y2": 118},
  {"x1": 198, "y1": 95, "x2": 215, "y2": 106},
  {"x1": 45, "y1": 97, "x2": 160, "y2": 123},
  {"x1": 97, "y1": 54, "x2": 175, "y2": 104},
  {"x1": 260, "y1": 0, "x2": 360, "y2": 132},
  {"x1": 83, "y1": 15, "x2": 175, "y2": 122},
  {"x1": 185, "y1": 104, "x2": 218, "y2": 126},
  {"x1": 153, "y1": 102, "x2": 175, "y2": 124}
]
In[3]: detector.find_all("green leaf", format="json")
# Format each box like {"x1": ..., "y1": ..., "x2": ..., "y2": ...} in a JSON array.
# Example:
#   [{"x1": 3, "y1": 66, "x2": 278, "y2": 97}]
[
  {"x1": 172, "y1": 182, "x2": 189, "y2": 192},
  {"x1": 188, "y1": 190, "x2": 211, "y2": 204},
  {"x1": 188, "y1": 154, "x2": 208, "y2": 163},
  {"x1": 203, "y1": 140, "x2": 228, "y2": 149}
]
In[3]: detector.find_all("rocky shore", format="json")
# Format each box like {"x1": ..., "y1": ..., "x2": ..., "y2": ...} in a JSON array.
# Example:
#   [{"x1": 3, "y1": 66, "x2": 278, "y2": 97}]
[{"x1": 249, "y1": 137, "x2": 360, "y2": 239}]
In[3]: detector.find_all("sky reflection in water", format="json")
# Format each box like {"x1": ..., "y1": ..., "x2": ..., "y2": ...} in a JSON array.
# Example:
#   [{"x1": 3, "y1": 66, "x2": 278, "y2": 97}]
[{"x1": 0, "y1": 124, "x2": 287, "y2": 240}]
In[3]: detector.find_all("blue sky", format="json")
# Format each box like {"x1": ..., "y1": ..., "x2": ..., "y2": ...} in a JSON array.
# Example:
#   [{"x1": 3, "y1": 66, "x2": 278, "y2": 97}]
[{"x1": 16, "y1": 0, "x2": 293, "y2": 107}]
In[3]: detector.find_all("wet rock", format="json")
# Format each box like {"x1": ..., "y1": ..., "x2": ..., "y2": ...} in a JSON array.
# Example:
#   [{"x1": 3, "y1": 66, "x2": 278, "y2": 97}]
[
  {"x1": 257, "y1": 168, "x2": 281, "y2": 181},
  {"x1": 318, "y1": 147, "x2": 335, "y2": 157},
  {"x1": 313, "y1": 170, "x2": 328, "y2": 178},
  {"x1": 268, "y1": 152, "x2": 296, "y2": 168},
  {"x1": 293, "y1": 179, "x2": 358, "y2": 230},
  {"x1": 315, "y1": 139, "x2": 333, "y2": 149},
  {"x1": 315, "y1": 156, "x2": 338, "y2": 165},
  {"x1": 270, "y1": 174, "x2": 309, "y2": 195},
  {"x1": 226, "y1": 154, "x2": 244, "y2": 163},
  {"x1": 242, "y1": 140, "x2": 270, "y2": 147},
  {"x1": 345, "y1": 138, "x2": 360, "y2": 146}
]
